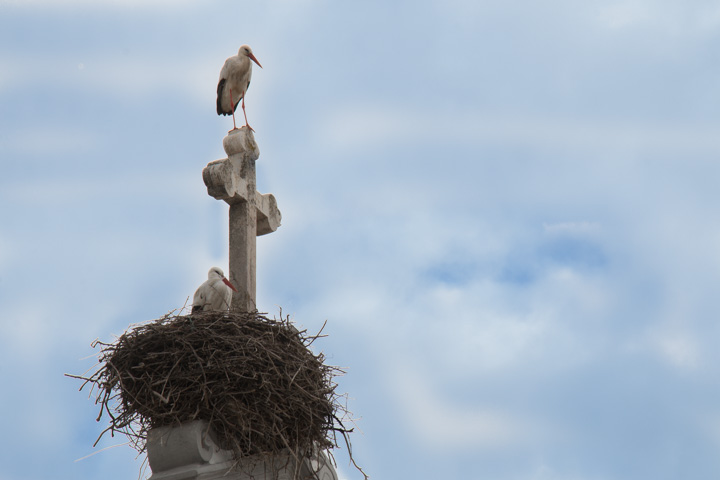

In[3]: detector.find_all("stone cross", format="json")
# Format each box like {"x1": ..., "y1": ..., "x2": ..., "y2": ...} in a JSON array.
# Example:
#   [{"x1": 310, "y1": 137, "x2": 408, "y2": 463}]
[
  {"x1": 202, "y1": 127, "x2": 281, "y2": 312},
  {"x1": 145, "y1": 128, "x2": 339, "y2": 480}
]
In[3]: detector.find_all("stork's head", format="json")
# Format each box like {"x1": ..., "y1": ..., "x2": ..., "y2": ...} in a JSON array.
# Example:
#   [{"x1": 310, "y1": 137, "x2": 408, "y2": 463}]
[
  {"x1": 239, "y1": 44, "x2": 262, "y2": 69},
  {"x1": 208, "y1": 266, "x2": 226, "y2": 280},
  {"x1": 208, "y1": 266, "x2": 238, "y2": 291}
]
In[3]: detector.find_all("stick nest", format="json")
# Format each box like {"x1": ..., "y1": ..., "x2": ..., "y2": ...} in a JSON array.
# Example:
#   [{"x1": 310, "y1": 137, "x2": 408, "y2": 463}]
[{"x1": 73, "y1": 311, "x2": 353, "y2": 463}]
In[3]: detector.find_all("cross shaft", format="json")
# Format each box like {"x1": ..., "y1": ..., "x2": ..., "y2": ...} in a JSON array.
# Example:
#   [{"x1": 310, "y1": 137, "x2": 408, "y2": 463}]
[{"x1": 202, "y1": 127, "x2": 281, "y2": 311}]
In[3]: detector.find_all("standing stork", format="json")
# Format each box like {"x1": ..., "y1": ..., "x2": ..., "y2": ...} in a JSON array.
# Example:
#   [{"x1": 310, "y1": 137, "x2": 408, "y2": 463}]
[
  {"x1": 217, "y1": 45, "x2": 262, "y2": 131},
  {"x1": 191, "y1": 267, "x2": 238, "y2": 313}
]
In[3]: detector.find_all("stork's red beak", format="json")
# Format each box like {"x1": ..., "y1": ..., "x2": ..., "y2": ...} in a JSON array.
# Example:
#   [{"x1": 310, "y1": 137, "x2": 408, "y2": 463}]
[
  {"x1": 248, "y1": 52, "x2": 262, "y2": 69},
  {"x1": 223, "y1": 278, "x2": 238, "y2": 292}
]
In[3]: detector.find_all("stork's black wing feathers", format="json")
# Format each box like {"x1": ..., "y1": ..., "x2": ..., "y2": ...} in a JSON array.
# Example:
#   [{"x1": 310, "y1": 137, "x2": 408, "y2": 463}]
[
  {"x1": 216, "y1": 78, "x2": 228, "y2": 115},
  {"x1": 217, "y1": 78, "x2": 249, "y2": 116}
]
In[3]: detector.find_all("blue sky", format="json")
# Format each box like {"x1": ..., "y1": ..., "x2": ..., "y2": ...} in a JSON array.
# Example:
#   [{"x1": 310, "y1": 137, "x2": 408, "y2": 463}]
[{"x1": 2, "y1": 0, "x2": 720, "y2": 479}]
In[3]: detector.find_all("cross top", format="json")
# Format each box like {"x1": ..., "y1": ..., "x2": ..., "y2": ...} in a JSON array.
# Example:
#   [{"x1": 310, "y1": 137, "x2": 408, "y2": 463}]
[{"x1": 202, "y1": 127, "x2": 281, "y2": 311}]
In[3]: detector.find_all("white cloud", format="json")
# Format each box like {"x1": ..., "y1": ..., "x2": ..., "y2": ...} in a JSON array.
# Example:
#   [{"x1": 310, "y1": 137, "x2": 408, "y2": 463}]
[
  {"x1": 0, "y1": 306, "x2": 56, "y2": 361},
  {"x1": 318, "y1": 105, "x2": 720, "y2": 156},
  {"x1": 0, "y1": 53, "x2": 219, "y2": 107},
  {"x1": 593, "y1": 0, "x2": 720, "y2": 35},
  {"x1": 648, "y1": 328, "x2": 701, "y2": 369},
  {"x1": 699, "y1": 413, "x2": 720, "y2": 451},
  {"x1": 0, "y1": 170, "x2": 199, "y2": 204},
  {"x1": 0, "y1": 235, "x2": 10, "y2": 270},
  {"x1": 543, "y1": 221, "x2": 602, "y2": 236},
  {"x1": 308, "y1": 253, "x2": 609, "y2": 381},
  {"x1": 597, "y1": 2, "x2": 652, "y2": 29},
  {"x1": 387, "y1": 363, "x2": 535, "y2": 450},
  {"x1": 429, "y1": 306, "x2": 548, "y2": 373},
  {"x1": 0, "y1": 127, "x2": 102, "y2": 156},
  {"x1": 0, "y1": 0, "x2": 196, "y2": 8},
  {"x1": 316, "y1": 105, "x2": 420, "y2": 151},
  {"x1": 528, "y1": 463, "x2": 611, "y2": 480}
]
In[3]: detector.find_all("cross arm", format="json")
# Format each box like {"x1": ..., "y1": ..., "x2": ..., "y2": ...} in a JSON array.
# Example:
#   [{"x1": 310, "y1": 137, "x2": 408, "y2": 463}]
[
  {"x1": 256, "y1": 192, "x2": 281, "y2": 235},
  {"x1": 202, "y1": 158, "x2": 281, "y2": 235}
]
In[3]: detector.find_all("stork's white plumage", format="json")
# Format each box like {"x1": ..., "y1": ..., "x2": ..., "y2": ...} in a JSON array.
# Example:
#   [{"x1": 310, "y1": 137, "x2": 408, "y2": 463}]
[
  {"x1": 217, "y1": 45, "x2": 262, "y2": 131},
  {"x1": 191, "y1": 267, "x2": 237, "y2": 313}
]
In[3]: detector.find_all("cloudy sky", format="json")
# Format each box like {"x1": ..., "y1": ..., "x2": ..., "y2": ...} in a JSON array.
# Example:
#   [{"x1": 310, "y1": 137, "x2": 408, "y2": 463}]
[{"x1": 3, "y1": 0, "x2": 720, "y2": 478}]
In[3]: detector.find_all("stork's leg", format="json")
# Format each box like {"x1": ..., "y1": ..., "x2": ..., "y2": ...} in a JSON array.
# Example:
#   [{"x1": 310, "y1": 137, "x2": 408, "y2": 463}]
[
  {"x1": 241, "y1": 96, "x2": 254, "y2": 132},
  {"x1": 229, "y1": 88, "x2": 237, "y2": 130}
]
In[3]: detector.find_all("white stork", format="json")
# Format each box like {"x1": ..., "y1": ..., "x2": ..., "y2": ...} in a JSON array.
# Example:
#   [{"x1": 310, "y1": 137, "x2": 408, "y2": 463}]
[
  {"x1": 191, "y1": 267, "x2": 237, "y2": 313},
  {"x1": 217, "y1": 45, "x2": 262, "y2": 131}
]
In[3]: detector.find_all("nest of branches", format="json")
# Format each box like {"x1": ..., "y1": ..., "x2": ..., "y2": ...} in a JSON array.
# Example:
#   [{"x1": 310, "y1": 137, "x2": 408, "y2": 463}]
[{"x1": 71, "y1": 311, "x2": 355, "y2": 464}]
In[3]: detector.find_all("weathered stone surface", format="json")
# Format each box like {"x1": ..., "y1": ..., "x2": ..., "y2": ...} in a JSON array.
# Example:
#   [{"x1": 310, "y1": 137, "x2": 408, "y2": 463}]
[
  {"x1": 222, "y1": 127, "x2": 259, "y2": 159},
  {"x1": 202, "y1": 159, "x2": 248, "y2": 202},
  {"x1": 256, "y1": 193, "x2": 281, "y2": 236},
  {"x1": 201, "y1": 127, "x2": 281, "y2": 312},
  {"x1": 147, "y1": 421, "x2": 339, "y2": 480},
  {"x1": 147, "y1": 421, "x2": 232, "y2": 479}
]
